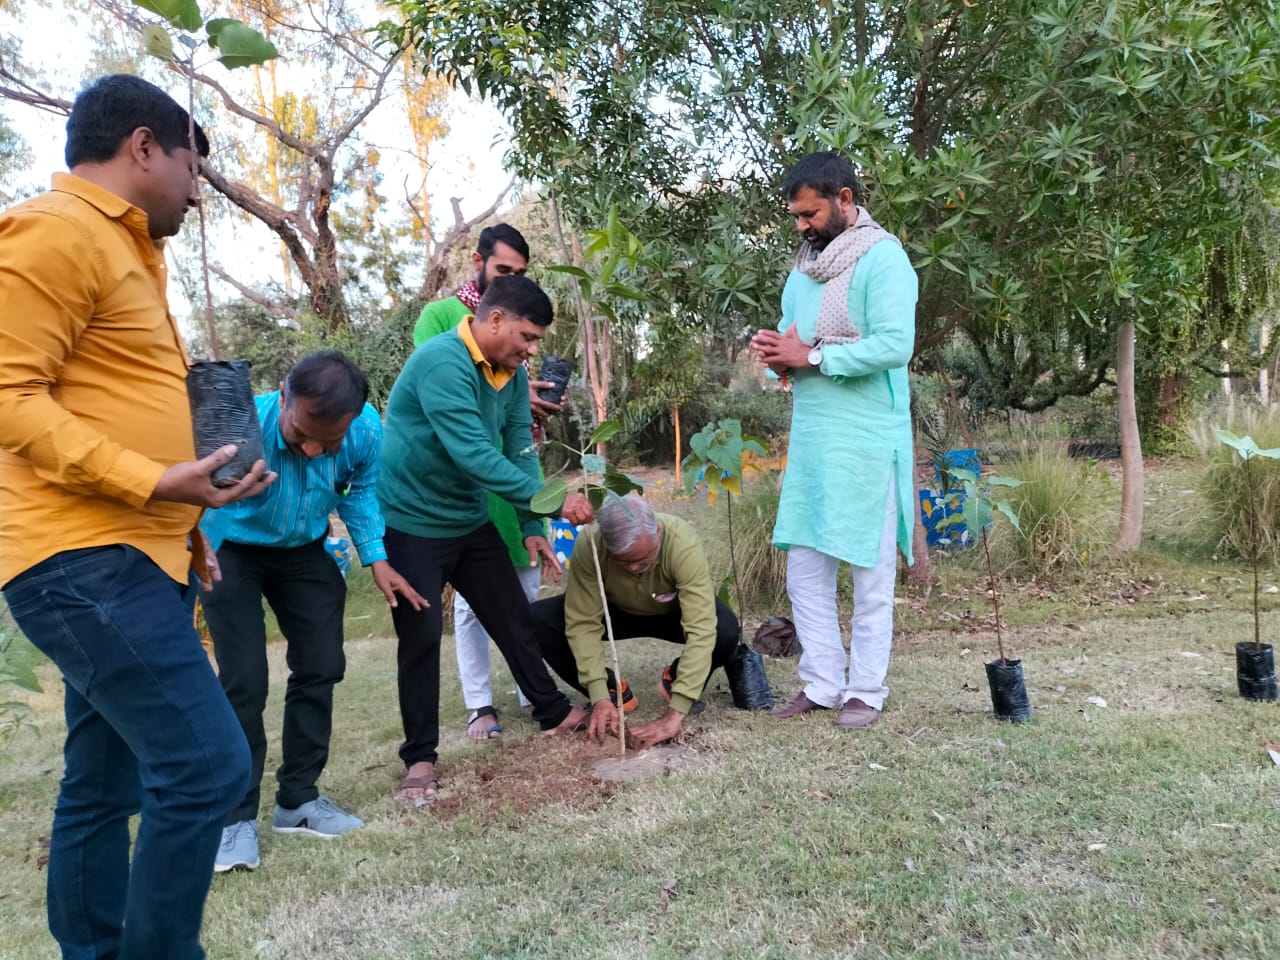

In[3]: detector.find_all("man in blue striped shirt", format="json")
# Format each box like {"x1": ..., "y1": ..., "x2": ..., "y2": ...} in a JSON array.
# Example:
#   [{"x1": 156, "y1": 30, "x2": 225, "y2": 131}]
[{"x1": 200, "y1": 351, "x2": 424, "y2": 873}]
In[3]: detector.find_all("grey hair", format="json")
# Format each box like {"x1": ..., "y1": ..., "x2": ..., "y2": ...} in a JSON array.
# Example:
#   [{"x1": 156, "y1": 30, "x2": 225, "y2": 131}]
[{"x1": 596, "y1": 493, "x2": 658, "y2": 555}]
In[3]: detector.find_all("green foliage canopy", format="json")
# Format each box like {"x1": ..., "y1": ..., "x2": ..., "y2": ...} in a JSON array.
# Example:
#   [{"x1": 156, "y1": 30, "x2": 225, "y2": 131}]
[{"x1": 388, "y1": 0, "x2": 1280, "y2": 414}]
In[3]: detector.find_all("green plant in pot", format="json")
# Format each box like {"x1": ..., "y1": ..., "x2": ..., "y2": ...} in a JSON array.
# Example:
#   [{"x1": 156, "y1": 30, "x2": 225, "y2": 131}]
[
  {"x1": 938, "y1": 467, "x2": 1031, "y2": 722},
  {"x1": 533, "y1": 420, "x2": 645, "y2": 754},
  {"x1": 1217, "y1": 430, "x2": 1280, "y2": 702},
  {"x1": 681, "y1": 419, "x2": 774, "y2": 710}
]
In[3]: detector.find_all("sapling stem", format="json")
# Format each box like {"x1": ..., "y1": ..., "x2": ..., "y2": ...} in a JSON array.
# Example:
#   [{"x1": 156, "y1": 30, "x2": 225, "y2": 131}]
[
  {"x1": 185, "y1": 61, "x2": 222, "y2": 360},
  {"x1": 586, "y1": 526, "x2": 625, "y2": 758},
  {"x1": 982, "y1": 534, "x2": 1006, "y2": 664}
]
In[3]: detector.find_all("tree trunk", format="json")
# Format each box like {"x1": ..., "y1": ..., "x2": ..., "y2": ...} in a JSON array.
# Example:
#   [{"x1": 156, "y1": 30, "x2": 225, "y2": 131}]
[
  {"x1": 906, "y1": 459, "x2": 931, "y2": 584},
  {"x1": 907, "y1": 512, "x2": 932, "y2": 584},
  {"x1": 1261, "y1": 321, "x2": 1271, "y2": 406},
  {"x1": 1156, "y1": 374, "x2": 1186, "y2": 431},
  {"x1": 1116, "y1": 317, "x2": 1144, "y2": 552},
  {"x1": 569, "y1": 229, "x2": 611, "y2": 448}
]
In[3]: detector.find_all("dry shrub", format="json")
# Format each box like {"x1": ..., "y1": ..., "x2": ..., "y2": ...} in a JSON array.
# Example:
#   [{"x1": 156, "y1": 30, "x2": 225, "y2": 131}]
[
  {"x1": 1199, "y1": 426, "x2": 1280, "y2": 565},
  {"x1": 725, "y1": 468, "x2": 788, "y2": 615},
  {"x1": 994, "y1": 443, "x2": 1110, "y2": 576}
]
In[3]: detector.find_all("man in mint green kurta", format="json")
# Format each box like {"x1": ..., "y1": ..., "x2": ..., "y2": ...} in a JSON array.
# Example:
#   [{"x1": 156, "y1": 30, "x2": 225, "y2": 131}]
[
  {"x1": 751, "y1": 151, "x2": 918, "y2": 732},
  {"x1": 413, "y1": 223, "x2": 558, "y2": 739}
]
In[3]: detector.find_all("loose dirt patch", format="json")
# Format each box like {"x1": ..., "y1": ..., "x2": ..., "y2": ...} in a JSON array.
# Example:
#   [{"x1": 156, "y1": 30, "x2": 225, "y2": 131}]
[
  {"x1": 587, "y1": 742, "x2": 710, "y2": 782},
  {"x1": 426, "y1": 729, "x2": 714, "y2": 820}
]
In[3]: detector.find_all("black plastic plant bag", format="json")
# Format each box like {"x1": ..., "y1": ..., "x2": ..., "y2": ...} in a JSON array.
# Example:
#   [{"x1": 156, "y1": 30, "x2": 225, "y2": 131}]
[
  {"x1": 186, "y1": 360, "x2": 266, "y2": 488},
  {"x1": 986, "y1": 658, "x2": 1032, "y2": 722},
  {"x1": 1235, "y1": 642, "x2": 1279, "y2": 702},
  {"x1": 726, "y1": 643, "x2": 773, "y2": 710},
  {"x1": 537, "y1": 354, "x2": 574, "y2": 407}
]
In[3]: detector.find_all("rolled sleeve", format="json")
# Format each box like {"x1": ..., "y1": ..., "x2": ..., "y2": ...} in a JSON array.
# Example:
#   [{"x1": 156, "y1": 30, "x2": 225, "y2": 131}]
[{"x1": 337, "y1": 405, "x2": 389, "y2": 566}]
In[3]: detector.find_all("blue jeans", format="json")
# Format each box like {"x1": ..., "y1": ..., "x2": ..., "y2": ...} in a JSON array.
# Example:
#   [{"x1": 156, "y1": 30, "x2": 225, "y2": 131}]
[{"x1": 3, "y1": 545, "x2": 251, "y2": 960}]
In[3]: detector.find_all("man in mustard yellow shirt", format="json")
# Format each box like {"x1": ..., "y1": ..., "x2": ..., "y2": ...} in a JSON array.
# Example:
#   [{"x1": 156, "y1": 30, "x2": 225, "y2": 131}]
[{"x1": 0, "y1": 75, "x2": 274, "y2": 960}]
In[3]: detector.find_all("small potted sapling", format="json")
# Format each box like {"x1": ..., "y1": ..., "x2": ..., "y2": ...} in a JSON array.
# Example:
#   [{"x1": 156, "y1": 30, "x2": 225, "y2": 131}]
[
  {"x1": 937, "y1": 467, "x2": 1031, "y2": 722},
  {"x1": 1217, "y1": 430, "x2": 1280, "y2": 702}
]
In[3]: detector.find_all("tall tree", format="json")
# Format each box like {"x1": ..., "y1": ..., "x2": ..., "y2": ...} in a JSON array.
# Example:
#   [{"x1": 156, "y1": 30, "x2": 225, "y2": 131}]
[{"x1": 0, "y1": 0, "x2": 459, "y2": 331}]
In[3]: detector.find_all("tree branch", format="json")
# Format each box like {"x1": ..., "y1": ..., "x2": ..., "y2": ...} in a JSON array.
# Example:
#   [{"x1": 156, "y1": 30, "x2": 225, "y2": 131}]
[
  {"x1": 418, "y1": 176, "x2": 516, "y2": 299},
  {"x1": 184, "y1": 66, "x2": 318, "y2": 157},
  {"x1": 329, "y1": 49, "x2": 403, "y2": 158},
  {"x1": 0, "y1": 67, "x2": 71, "y2": 116},
  {"x1": 207, "y1": 263, "x2": 299, "y2": 319},
  {"x1": 200, "y1": 161, "x2": 323, "y2": 298}
]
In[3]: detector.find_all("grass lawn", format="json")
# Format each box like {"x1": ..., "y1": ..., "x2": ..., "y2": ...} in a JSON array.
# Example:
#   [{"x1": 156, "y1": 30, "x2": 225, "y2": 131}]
[{"x1": 3, "y1": 460, "x2": 1280, "y2": 958}]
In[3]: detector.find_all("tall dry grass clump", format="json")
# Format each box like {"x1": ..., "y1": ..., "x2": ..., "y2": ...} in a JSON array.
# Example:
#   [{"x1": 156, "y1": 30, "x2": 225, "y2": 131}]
[
  {"x1": 993, "y1": 443, "x2": 1110, "y2": 576},
  {"x1": 1196, "y1": 406, "x2": 1280, "y2": 563},
  {"x1": 714, "y1": 469, "x2": 788, "y2": 615}
]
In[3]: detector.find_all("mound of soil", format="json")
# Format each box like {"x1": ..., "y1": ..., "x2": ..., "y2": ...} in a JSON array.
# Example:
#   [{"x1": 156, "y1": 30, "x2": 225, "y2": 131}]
[{"x1": 425, "y1": 730, "x2": 713, "y2": 821}]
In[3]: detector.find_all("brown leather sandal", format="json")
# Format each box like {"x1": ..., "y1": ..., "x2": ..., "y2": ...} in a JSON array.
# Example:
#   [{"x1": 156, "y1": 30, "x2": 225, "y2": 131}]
[{"x1": 393, "y1": 772, "x2": 439, "y2": 807}]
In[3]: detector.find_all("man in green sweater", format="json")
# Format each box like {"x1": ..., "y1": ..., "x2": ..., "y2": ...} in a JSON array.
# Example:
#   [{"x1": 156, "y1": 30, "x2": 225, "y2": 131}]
[
  {"x1": 530, "y1": 494, "x2": 741, "y2": 749},
  {"x1": 413, "y1": 223, "x2": 571, "y2": 740},
  {"x1": 379, "y1": 275, "x2": 593, "y2": 803}
]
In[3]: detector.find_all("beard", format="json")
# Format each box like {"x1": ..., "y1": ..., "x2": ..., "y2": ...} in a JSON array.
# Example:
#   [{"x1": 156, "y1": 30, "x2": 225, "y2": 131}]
[
  {"x1": 476, "y1": 259, "x2": 491, "y2": 295},
  {"x1": 804, "y1": 203, "x2": 850, "y2": 251}
]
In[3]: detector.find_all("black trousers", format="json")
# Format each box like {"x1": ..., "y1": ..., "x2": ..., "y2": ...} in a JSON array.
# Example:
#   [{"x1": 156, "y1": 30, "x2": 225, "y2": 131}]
[
  {"x1": 201, "y1": 538, "x2": 347, "y2": 824},
  {"x1": 384, "y1": 523, "x2": 573, "y2": 766},
  {"x1": 529, "y1": 593, "x2": 741, "y2": 699}
]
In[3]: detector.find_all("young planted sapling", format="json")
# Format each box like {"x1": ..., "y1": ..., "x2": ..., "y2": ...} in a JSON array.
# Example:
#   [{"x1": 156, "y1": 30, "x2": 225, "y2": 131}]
[
  {"x1": 1217, "y1": 430, "x2": 1280, "y2": 701},
  {"x1": 937, "y1": 467, "x2": 1032, "y2": 721},
  {"x1": 682, "y1": 419, "x2": 773, "y2": 709},
  {"x1": 532, "y1": 420, "x2": 645, "y2": 754}
]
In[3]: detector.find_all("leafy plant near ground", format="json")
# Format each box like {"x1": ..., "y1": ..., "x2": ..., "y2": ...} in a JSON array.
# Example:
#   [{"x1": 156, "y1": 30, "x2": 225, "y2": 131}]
[
  {"x1": 1215, "y1": 431, "x2": 1280, "y2": 652},
  {"x1": 680, "y1": 419, "x2": 768, "y2": 617},
  {"x1": 996, "y1": 444, "x2": 1110, "y2": 577},
  {"x1": 0, "y1": 610, "x2": 42, "y2": 743},
  {"x1": 939, "y1": 468, "x2": 1024, "y2": 663},
  {"x1": 1202, "y1": 425, "x2": 1280, "y2": 566},
  {"x1": 721, "y1": 469, "x2": 787, "y2": 615}
]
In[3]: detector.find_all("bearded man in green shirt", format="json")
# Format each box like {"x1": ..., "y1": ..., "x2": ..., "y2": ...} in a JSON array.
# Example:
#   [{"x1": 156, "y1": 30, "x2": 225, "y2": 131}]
[{"x1": 530, "y1": 494, "x2": 740, "y2": 748}]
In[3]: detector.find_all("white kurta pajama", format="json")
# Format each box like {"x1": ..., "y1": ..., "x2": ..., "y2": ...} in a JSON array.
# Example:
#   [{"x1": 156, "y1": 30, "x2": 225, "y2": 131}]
[{"x1": 773, "y1": 238, "x2": 918, "y2": 710}]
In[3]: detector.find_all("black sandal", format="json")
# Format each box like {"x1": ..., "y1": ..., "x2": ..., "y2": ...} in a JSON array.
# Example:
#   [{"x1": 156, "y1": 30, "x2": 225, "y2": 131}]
[{"x1": 466, "y1": 705, "x2": 502, "y2": 740}]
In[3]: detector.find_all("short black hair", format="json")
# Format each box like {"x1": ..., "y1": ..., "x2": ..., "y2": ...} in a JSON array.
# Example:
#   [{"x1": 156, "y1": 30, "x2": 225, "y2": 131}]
[
  {"x1": 477, "y1": 223, "x2": 530, "y2": 263},
  {"x1": 65, "y1": 74, "x2": 210, "y2": 168},
  {"x1": 476, "y1": 275, "x2": 553, "y2": 328},
  {"x1": 783, "y1": 151, "x2": 862, "y2": 202},
  {"x1": 284, "y1": 350, "x2": 369, "y2": 420}
]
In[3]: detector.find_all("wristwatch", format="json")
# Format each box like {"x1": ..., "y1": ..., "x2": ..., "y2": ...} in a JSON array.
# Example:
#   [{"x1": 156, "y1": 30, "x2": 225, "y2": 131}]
[{"x1": 808, "y1": 345, "x2": 823, "y2": 367}]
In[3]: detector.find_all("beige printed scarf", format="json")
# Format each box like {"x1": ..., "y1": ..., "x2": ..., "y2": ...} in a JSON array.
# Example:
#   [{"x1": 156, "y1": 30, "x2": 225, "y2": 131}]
[{"x1": 793, "y1": 206, "x2": 899, "y2": 346}]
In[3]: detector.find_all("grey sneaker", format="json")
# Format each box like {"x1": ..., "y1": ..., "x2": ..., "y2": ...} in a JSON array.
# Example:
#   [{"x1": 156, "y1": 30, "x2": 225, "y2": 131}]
[
  {"x1": 271, "y1": 796, "x2": 363, "y2": 838},
  {"x1": 214, "y1": 820, "x2": 260, "y2": 873}
]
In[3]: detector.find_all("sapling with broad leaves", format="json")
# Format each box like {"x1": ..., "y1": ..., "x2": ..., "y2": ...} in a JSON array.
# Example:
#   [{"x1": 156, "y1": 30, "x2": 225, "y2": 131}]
[
  {"x1": 532, "y1": 420, "x2": 644, "y2": 755},
  {"x1": 681, "y1": 419, "x2": 774, "y2": 710},
  {"x1": 1216, "y1": 430, "x2": 1280, "y2": 702},
  {"x1": 1217, "y1": 431, "x2": 1280, "y2": 652},
  {"x1": 938, "y1": 467, "x2": 1033, "y2": 722}
]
